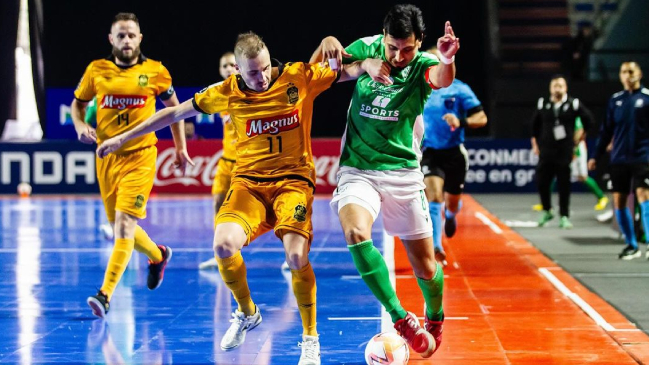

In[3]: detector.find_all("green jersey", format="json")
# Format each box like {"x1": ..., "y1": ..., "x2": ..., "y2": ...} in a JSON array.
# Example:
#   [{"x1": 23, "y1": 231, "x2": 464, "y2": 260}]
[
  {"x1": 85, "y1": 97, "x2": 97, "y2": 126},
  {"x1": 574, "y1": 116, "x2": 583, "y2": 156},
  {"x1": 340, "y1": 34, "x2": 439, "y2": 170}
]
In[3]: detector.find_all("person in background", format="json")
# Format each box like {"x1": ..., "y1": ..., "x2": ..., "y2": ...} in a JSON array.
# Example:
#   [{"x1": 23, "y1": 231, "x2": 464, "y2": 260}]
[
  {"x1": 589, "y1": 61, "x2": 649, "y2": 260},
  {"x1": 70, "y1": 12, "x2": 192, "y2": 318},
  {"x1": 183, "y1": 120, "x2": 203, "y2": 140},
  {"x1": 531, "y1": 114, "x2": 608, "y2": 213},
  {"x1": 531, "y1": 74, "x2": 594, "y2": 229}
]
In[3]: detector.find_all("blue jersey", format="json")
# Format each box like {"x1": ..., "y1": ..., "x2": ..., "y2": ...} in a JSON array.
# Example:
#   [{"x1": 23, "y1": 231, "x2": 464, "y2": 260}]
[
  {"x1": 422, "y1": 79, "x2": 482, "y2": 149},
  {"x1": 593, "y1": 86, "x2": 649, "y2": 164}
]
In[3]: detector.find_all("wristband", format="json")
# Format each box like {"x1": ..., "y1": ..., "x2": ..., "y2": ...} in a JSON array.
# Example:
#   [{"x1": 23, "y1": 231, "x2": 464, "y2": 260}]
[
  {"x1": 459, "y1": 118, "x2": 468, "y2": 128},
  {"x1": 438, "y1": 54, "x2": 455, "y2": 65},
  {"x1": 328, "y1": 58, "x2": 339, "y2": 71}
]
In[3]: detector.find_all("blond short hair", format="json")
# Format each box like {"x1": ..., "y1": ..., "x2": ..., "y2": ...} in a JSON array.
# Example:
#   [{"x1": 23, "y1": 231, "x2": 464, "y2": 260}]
[{"x1": 234, "y1": 32, "x2": 267, "y2": 60}]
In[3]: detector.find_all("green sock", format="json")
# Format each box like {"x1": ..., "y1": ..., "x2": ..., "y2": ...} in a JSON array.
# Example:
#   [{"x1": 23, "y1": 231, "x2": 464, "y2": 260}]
[
  {"x1": 550, "y1": 179, "x2": 556, "y2": 193},
  {"x1": 417, "y1": 262, "x2": 444, "y2": 321},
  {"x1": 348, "y1": 240, "x2": 407, "y2": 322},
  {"x1": 583, "y1": 177, "x2": 604, "y2": 199}
]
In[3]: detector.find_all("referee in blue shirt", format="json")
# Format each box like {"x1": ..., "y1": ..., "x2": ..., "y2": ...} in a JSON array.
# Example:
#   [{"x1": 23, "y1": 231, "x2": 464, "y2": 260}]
[
  {"x1": 421, "y1": 48, "x2": 488, "y2": 266},
  {"x1": 589, "y1": 61, "x2": 649, "y2": 260}
]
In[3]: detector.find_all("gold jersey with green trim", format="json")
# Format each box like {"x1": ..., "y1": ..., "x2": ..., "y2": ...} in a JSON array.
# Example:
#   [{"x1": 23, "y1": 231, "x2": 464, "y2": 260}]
[
  {"x1": 74, "y1": 56, "x2": 174, "y2": 154},
  {"x1": 193, "y1": 61, "x2": 338, "y2": 185},
  {"x1": 341, "y1": 34, "x2": 439, "y2": 171}
]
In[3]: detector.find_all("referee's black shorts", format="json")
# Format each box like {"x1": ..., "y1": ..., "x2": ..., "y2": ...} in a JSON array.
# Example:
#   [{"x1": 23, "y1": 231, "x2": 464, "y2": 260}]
[
  {"x1": 421, "y1": 145, "x2": 468, "y2": 195},
  {"x1": 609, "y1": 163, "x2": 649, "y2": 194}
]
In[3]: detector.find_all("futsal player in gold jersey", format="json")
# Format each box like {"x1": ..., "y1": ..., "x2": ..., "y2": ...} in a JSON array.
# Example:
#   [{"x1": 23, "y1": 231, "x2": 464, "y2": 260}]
[
  {"x1": 71, "y1": 12, "x2": 192, "y2": 318},
  {"x1": 199, "y1": 51, "x2": 239, "y2": 270},
  {"x1": 97, "y1": 31, "x2": 369, "y2": 365}
]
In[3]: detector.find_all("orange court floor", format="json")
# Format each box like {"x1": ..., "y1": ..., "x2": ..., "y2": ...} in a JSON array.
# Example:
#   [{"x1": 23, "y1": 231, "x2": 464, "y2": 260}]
[{"x1": 396, "y1": 195, "x2": 649, "y2": 365}]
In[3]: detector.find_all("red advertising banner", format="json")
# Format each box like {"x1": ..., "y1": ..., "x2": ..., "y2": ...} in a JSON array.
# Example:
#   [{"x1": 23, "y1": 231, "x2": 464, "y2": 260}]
[{"x1": 153, "y1": 138, "x2": 341, "y2": 195}]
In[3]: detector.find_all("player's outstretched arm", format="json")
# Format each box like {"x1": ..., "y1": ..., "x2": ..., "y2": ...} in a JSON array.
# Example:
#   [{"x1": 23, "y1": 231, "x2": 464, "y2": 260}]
[
  {"x1": 310, "y1": 36, "x2": 352, "y2": 70},
  {"x1": 339, "y1": 59, "x2": 392, "y2": 85},
  {"x1": 97, "y1": 99, "x2": 200, "y2": 158},
  {"x1": 429, "y1": 21, "x2": 459, "y2": 89},
  {"x1": 339, "y1": 61, "x2": 364, "y2": 82}
]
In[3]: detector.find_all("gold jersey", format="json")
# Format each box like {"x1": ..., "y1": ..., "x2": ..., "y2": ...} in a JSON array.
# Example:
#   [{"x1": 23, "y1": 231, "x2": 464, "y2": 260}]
[
  {"x1": 74, "y1": 55, "x2": 174, "y2": 154},
  {"x1": 193, "y1": 61, "x2": 338, "y2": 185},
  {"x1": 220, "y1": 112, "x2": 237, "y2": 161}
]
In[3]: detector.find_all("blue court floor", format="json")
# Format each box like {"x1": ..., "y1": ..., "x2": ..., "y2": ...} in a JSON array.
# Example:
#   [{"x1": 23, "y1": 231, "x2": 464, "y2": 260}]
[{"x1": 0, "y1": 195, "x2": 386, "y2": 365}]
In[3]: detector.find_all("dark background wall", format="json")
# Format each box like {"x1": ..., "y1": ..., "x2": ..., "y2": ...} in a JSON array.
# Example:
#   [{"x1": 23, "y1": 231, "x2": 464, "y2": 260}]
[{"x1": 43, "y1": 0, "x2": 490, "y2": 138}]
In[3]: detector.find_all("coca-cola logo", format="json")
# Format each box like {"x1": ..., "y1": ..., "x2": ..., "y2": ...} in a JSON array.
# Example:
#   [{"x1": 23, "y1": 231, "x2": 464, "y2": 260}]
[
  {"x1": 246, "y1": 110, "x2": 300, "y2": 137},
  {"x1": 101, "y1": 94, "x2": 147, "y2": 110},
  {"x1": 153, "y1": 145, "x2": 341, "y2": 192},
  {"x1": 154, "y1": 147, "x2": 222, "y2": 186}
]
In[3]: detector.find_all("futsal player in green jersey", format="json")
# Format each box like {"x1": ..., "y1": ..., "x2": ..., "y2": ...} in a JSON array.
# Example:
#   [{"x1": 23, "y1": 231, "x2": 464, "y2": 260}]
[{"x1": 311, "y1": 4, "x2": 459, "y2": 358}]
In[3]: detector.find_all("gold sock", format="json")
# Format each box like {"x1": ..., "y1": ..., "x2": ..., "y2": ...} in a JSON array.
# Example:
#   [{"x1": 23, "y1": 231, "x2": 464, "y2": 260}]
[
  {"x1": 100, "y1": 238, "x2": 134, "y2": 301},
  {"x1": 292, "y1": 262, "x2": 317, "y2": 336},
  {"x1": 134, "y1": 225, "x2": 162, "y2": 263},
  {"x1": 216, "y1": 252, "x2": 256, "y2": 316}
]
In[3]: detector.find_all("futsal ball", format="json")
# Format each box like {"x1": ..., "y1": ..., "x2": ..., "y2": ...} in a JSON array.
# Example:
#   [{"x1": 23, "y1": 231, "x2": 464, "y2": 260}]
[
  {"x1": 365, "y1": 332, "x2": 410, "y2": 365},
  {"x1": 17, "y1": 182, "x2": 32, "y2": 198}
]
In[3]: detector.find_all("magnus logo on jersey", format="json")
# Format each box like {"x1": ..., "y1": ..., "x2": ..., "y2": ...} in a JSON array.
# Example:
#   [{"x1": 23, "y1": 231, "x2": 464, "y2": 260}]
[
  {"x1": 101, "y1": 95, "x2": 147, "y2": 110},
  {"x1": 246, "y1": 110, "x2": 300, "y2": 137}
]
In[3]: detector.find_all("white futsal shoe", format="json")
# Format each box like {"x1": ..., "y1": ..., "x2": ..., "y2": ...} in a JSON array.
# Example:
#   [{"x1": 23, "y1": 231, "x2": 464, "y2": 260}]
[
  {"x1": 220, "y1": 306, "x2": 262, "y2": 350},
  {"x1": 298, "y1": 335, "x2": 321, "y2": 365}
]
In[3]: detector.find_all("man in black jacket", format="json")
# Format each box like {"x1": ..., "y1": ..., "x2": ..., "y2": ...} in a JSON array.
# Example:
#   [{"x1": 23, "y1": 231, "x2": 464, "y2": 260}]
[{"x1": 531, "y1": 75, "x2": 594, "y2": 228}]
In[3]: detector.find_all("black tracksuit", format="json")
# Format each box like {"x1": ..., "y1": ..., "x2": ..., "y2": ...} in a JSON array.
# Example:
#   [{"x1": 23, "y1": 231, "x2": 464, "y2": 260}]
[{"x1": 531, "y1": 96, "x2": 593, "y2": 216}]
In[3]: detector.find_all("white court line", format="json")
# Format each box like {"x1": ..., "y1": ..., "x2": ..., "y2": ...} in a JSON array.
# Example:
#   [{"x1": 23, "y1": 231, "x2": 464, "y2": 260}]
[
  {"x1": 539, "y1": 267, "x2": 616, "y2": 332},
  {"x1": 342, "y1": 274, "x2": 451, "y2": 280},
  {"x1": 575, "y1": 273, "x2": 649, "y2": 278},
  {"x1": 382, "y1": 231, "x2": 396, "y2": 333},
  {"x1": 474, "y1": 212, "x2": 503, "y2": 234},
  {"x1": 504, "y1": 220, "x2": 539, "y2": 228}
]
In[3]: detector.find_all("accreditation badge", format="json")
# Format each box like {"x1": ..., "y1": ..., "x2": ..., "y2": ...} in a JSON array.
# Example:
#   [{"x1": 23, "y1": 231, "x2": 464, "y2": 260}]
[{"x1": 553, "y1": 124, "x2": 567, "y2": 140}]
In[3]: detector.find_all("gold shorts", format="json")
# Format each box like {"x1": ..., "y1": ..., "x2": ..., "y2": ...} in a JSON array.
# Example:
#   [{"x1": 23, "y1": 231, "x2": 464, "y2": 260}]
[
  {"x1": 211, "y1": 157, "x2": 235, "y2": 195},
  {"x1": 216, "y1": 176, "x2": 314, "y2": 245},
  {"x1": 96, "y1": 146, "x2": 157, "y2": 222}
]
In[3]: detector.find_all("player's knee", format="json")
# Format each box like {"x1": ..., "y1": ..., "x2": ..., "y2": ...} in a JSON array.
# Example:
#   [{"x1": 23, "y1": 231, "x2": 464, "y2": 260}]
[
  {"x1": 213, "y1": 239, "x2": 238, "y2": 258},
  {"x1": 344, "y1": 225, "x2": 372, "y2": 245},
  {"x1": 285, "y1": 250, "x2": 309, "y2": 269},
  {"x1": 213, "y1": 222, "x2": 246, "y2": 257},
  {"x1": 427, "y1": 189, "x2": 444, "y2": 202},
  {"x1": 430, "y1": 195, "x2": 444, "y2": 203},
  {"x1": 213, "y1": 233, "x2": 244, "y2": 258},
  {"x1": 412, "y1": 260, "x2": 436, "y2": 281},
  {"x1": 113, "y1": 212, "x2": 137, "y2": 238}
]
